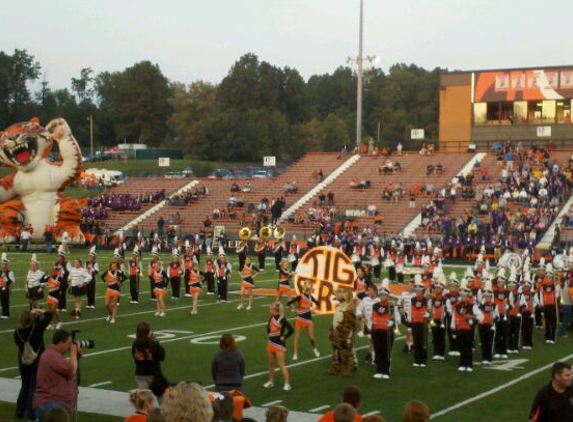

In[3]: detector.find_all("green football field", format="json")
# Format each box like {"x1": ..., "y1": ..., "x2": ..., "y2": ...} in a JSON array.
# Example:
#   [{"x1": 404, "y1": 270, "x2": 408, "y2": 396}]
[{"x1": 0, "y1": 251, "x2": 571, "y2": 421}]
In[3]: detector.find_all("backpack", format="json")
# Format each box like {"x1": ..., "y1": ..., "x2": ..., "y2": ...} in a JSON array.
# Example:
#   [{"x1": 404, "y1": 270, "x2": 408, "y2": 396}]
[{"x1": 17, "y1": 324, "x2": 38, "y2": 365}]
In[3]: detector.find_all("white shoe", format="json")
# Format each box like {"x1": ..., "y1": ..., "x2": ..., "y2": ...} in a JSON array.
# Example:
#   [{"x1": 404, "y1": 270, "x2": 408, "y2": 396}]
[
  {"x1": 159, "y1": 312, "x2": 165, "y2": 317},
  {"x1": 466, "y1": 367, "x2": 473, "y2": 373},
  {"x1": 246, "y1": 305, "x2": 252, "y2": 311},
  {"x1": 106, "y1": 315, "x2": 111, "y2": 322},
  {"x1": 184, "y1": 293, "x2": 192, "y2": 298},
  {"x1": 501, "y1": 354, "x2": 508, "y2": 359},
  {"x1": 458, "y1": 366, "x2": 466, "y2": 372},
  {"x1": 56, "y1": 322, "x2": 62, "y2": 329},
  {"x1": 493, "y1": 354, "x2": 501, "y2": 359},
  {"x1": 419, "y1": 364, "x2": 427, "y2": 368},
  {"x1": 313, "y1": 348, "x2": 320, "y2": 357},
  {"x1": 192, "y1": 309, "x2": 197, "y2": 315},
  {"x1": 263, "y1": 381, "x2": 274, "y2": 388},
  {"x1": 110, "y1": 318, "x2": 115, "y2": 324},
  {"x1": 292, "y1": 354, "x2": 298, "y2": 361},
  {"x1": 154, "y1": 311, "x2": 160, "y2": 316},
  {"x1": 373, "y1": 373, "x2": 384, "y2": 379},
  {"x1": 412, "y1": 363, "x2": 420, "y2": 368},
  {"x1": 357, "y1": 331, "x2": 365, "y2": 338},
  {"x1": 237, "y1": 304, "x2": 244, "y2": 310},
  {"x1": 523, "y1": 346, "x2": 532, "y2": 350},
  {"x1": 381, "y1": 374, "x2": 390, "y2": 380},
  {"x1": 283, "y1": 383, "x2": 292, "y2": 391},
  {"x1": 482, "y1": 360, "x2": 491, "y2": 365}
]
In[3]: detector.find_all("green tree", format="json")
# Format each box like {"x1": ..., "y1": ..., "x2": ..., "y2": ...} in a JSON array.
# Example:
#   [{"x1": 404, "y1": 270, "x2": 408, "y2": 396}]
[{"x1": 71, "y1": 67, "x2": 94, "y2": 103}]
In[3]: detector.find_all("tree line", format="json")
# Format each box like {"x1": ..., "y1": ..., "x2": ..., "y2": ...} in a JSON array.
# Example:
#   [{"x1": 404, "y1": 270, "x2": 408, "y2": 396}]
[{"x1": 0, "y1": 49, "x2": 441, "y2": 161}]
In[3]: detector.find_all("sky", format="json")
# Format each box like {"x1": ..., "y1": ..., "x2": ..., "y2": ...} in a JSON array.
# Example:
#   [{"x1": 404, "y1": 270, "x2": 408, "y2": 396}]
[{"x1": 1, "y1": 0, "x2": 572, "y2": 90}]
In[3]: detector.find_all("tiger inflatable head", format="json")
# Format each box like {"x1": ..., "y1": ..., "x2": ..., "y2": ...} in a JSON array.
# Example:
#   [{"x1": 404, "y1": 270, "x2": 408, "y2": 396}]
[
  {"x1": 0, "y1": 118, "x2": 53, "y2": 172},
  {"x1": 335, "y1": 287, "x2": 357, "y2": 311}
]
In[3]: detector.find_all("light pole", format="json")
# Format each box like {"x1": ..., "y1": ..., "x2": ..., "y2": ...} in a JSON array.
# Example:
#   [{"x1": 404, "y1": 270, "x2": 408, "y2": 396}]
[{"x1": 87, "y1": 115, "x2": 94, "y2": 159}]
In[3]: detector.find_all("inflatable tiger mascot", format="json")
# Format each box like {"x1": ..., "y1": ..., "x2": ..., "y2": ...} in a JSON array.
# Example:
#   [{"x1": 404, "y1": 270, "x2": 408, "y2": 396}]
[
  {"x1": 0, "y1": 117, "x2": 84, "y2": 244},
  {"x1": 328, "y1": 287, "x2": 358, "y2": 377}
]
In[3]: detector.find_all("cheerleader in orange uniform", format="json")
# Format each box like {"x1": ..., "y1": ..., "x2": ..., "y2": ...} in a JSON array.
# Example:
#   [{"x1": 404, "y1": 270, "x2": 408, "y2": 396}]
[
  {"x1": 46, "y1": 267, "x2": 63, "y2": 329},
  {"x1": 238, "y1": 257, "x2": 260, "y2": 311},
  {"x1": 187, "y1": 261, "x2": 203, "y2": 315},
  {"x1": 276, "y1": 260, "x2": 293, "y2": 302},
  {"x1": 264, "y1": 302, "x2": 294, "y2": 391},
  {"x1": 102, "y1": 261, "x2": 122, "y2": 324},
  {"x1": 286, "y1": 281, "x2": 320, "y2": 361},
  {"x1": 152, "y1": 261, "x2": 168, "y2": 317}
]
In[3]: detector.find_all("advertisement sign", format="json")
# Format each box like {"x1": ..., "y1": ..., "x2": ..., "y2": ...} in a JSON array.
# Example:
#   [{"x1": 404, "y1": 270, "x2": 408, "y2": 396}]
[
  {"x1": 263, "y1": 156, "x2": 276, "y2": 167},
  {"x1": 411, "y1": 129, "x2": 425, "y2": 140},
  {"x1": 536, "y1": 126, "x2": 552, "y2": 137},
  {"x1": 158, "y1": 157, "x2": 170, "y2": 167}
]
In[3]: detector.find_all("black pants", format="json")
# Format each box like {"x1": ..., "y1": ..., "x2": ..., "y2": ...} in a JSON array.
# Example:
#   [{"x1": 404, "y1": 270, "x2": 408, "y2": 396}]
[
  {"x1": 205, "y1": 273, "x2": 215, "y2": 293},
  {"x1": 494, "y1": 319, "x2": 508, "y2": 354},
  {"x1": 16, "y1": 363, "x2": 37, "y2": 419},
  {"x1": 1, "y1": 287, "x2": 10, "y2": 317},
  {"x1": 58, "y1": 280, "x2": 68, "y2": 310},
  {"x1": 458, "y1": 329, "x2": 474, "y2": 368},
  {"x1": 431, "y1": 321, "x2": 446, "y2": 357},
  {"x1": 86, "y1": 280, "x2": 96, "y2": 307},
  {"x1": 478, "y1": 324, "x2": 494, "y2": 362},
  {"x1": 372, "y1": 329, "x2": 392, "y2": 375},
  {"x1": 397, "y1": 272, "x2": 404, "y2": 284},
  {"x1": 509, "y1": 315, "x2": 522, "y2": 351},
  {"x1": 544, "y1": 305, "x2": 557, "y2": 342},
  {"x1": 535, "y1": 307, "x2": 543, "y2": 327},
  {"x1": 274, "y1": 253, "x2": 282, "y2": 270},
  {"x1": 218, "y1": 277, "x2": 228, "y2": 301},
  {"x1": 129, "y1": 275, "x2": 139, "y2": 302},
  {"x1": 149, "y1": 276, "x2": 156, "y2": 299},
  {"x1": 388, "y1": 266, "x2": 396, "y2": 282},
  {"x1": 291, "y1": 259, "x2": 298, "y2": 271},
  {"x1": 446, "y1": 315, "x2": 459, "y2": 352},
  {"x1": 238, "y1": 253, "x2": 246, "y2": 271},
  {"x1": 411, "y1": 322, "x2": 427, "y2": 365},
  {"x1": 521, "y1": 312, "x2": 534, "y2": 347},
  {"x1": 171, "y1": 277, "x2": 181, "y2": 299},
  {"x1": 258, "y1": 253, "x2": 265, "y2": 270},
  {"x1": 373, "y1": 265, "x2": 381, "y2": 279}
]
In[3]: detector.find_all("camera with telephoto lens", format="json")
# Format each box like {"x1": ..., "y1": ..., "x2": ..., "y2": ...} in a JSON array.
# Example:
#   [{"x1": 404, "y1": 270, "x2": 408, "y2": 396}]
[{"x1": 70, "y1": 329, "x2": 95, "y2": 349}]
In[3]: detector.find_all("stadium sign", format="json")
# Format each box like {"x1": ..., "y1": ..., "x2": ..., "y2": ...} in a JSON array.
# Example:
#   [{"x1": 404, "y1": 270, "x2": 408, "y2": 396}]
[
  {"x1": 536, "y1": 126, "x2": 551, "y2": 137},
  {"x1": 263, "y1": 156, "x2": 276, "y2": 167},
  {"x1": 294, "y1": 246, "x2": 357, "y2": 315},
  {"x1": 411, "y1": 129, "x2": 425, "y2": 140},
  {"x1": 158, "y1": 157, "x2": 170, "y2": 167}
]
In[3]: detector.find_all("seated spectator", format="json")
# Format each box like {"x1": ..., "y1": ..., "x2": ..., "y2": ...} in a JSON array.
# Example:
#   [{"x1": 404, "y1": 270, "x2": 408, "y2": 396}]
[
  {"x1": 125, "y1": 389, "x2": 155, "y2": 422},
  {"x1": 211, "y1": 391, "x2": 235, "y2": 422},
  {"x1": 283, "y1": 182, "x2": 298, "y2": 194},
  {"x1": 228, "y1": 196, "x2": 237, "y2": 208},
  {"x1": 380, "y1": 147, "x2": 390, "y2": 157},
  {"x1": 349, "y1": 180, "x2": 359, "y2": 189},
  {"x1": 367, "y1": 203, "x2": 377, "y2": 217},
  {"x1": 426, "y1": 165, "x2": 435, "y2": 176},
  {"x1": 203, "y1": 216, "x2": 212, "y2": 228},
  {"x1": 333, "y1": 403, "x2": 356, "y2": 422},
  {"x1": 317, "y1": 385, "x2": 362, "y2": 422},
  {"x1": 396, "y1": 142, "x2": 403, "y2": 155},
  {"x1": 317, "y1": 169, "x2": 324, "y2": 181},
  {"x1": 318, "y1": 193, "x2": 326, "y2": 206},
  {"x1": 358, "y1": 180, "x2": 371, "y2": 189},
  {"x1": 427, "y1": 143, "x2": 435, "y2": 154},
  {"x1": 435, "y1": 163, "x2": 443, "y2": 174},
  {"x1": 420, "y1": 144, "x2": 429, "y2": 156},
  {"x1": 212, "y1": 208, "x2": 221, "y2": 219},
  {"x1": 161, "y1": 382, "x2": 213, "y2": 422},
  {"x1": 44, "y1": 407, "x2": 70, "y2": 422},
  {"x1": 242, "y1": 182, "x2": 251, "y2": 193},
  {"x1": 265, "y1": 405, "x2": 289, "y2": 422},
  {"x1": 394, "y1": 161, "x2": 402, "y2": 172},
  {"x1": 467, "y1": 141, "x2": 477, "y2": 153},
  {"x1": 230, "y1": 182, "x2": 240, "y2": 193},
  {"x1": 327, "y1": 191, "x2": 335, "y2": 205},
  {"x1": 402, "y1": 400, "x2": 430, "y2": 422}
]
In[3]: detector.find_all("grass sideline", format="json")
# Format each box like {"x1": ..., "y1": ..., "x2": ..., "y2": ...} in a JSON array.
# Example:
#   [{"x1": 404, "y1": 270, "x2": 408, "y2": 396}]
[{"x1": 0, "y1": 251, "x2": 570, "y2": 421}]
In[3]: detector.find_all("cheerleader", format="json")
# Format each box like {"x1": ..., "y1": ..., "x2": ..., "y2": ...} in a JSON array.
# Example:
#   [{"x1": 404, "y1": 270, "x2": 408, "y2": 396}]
[
  {"x1": 204, "y1": 249, "x2": 216, "y2": 295},
  {"x1": 45, "y1": 267, "x2": 63, "y2": 329},
  {"x1": 101, "y1": 261, "x2": 122, "y2": 323},
  {"x1": 475, "y1": 280, "x2": 496, "y2": 364},
  {"x1": 69, "y1": 259, "x2": 91, "y2": 319},
  {"x1": 264, "y1": 302, "x2": 294, "y2": 391},
  {"x1": 255, "y1": 238, "x2": 266, "y2": 270},
  {"x1": 238, "y1": 257, "x2": 260, "y2": 310},
  {"x1": 187, "y1": 261, "x2": 202, "y2": 315},
  {"x1": 85, "y1": 246, "x2": 99, "y2": 309},
  {"x1": 128, "y1": 250, "x2": 142, "y2": 304},
  {"x1": 182, "y1": 243, "x2": 193, "y2": 298},
  {"x1": 273, "y1": 238, "x2": 285, "y2": 271},
  {"x1": 26, "y1": 254, "x2": 46, "y2": 309},
  {"x1": 148, "y1": 248, "x2": 161, "y2": 302},
  {"x1": 451, "y1": 280, "x2": 477, "y2": 372},
  {"x1": 0, "y1": 253, "x2": 14, "y2": 319},
  {"x1": 54, "y1": 246, "x2": 71, "y2": 312},
  {"x1": 287, "y1": 237, "x2": 300, "y2": 271},
  {"x1": 371, "y1": 281, "x2": 396, "y2": 379},
  {"x1": 276, "y1": 260, "x2": 293, "y2": 302},
  {"x1": 287, "y1": 281, "x2": 320, "y2": 361},
  {"x1": 168, "y1": 249, "x2": 184, "y2": 300},
  {"x1": 215, "y1": 252, "x2": 232, "y2": 303},
  {"x1": 151, "y1": 261, "x2": 168, "y2": 316}
]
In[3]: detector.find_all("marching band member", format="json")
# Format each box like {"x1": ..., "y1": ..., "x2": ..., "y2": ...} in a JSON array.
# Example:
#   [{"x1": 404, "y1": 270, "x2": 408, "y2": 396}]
[
  {"x1": 371, "y1": 280, "x2": 395, "y2": 379},
  {"x1": 183, "y1": 242, "x2": 193, "y2": 298},
  {"x1": 287, "y1": 281, "x2": 321, "y2": 361},
  {"x1": 215, "y1": 251, "x2": 232, "y2": 303},
  {"x1": 538, "y1": 263, "x2": 560, "y2": 344},
  {"x1": 187, "y1": 261, "x2": 202, "y2": 315},
  {"x1": 85, "y1": 246, "x2": 99, "y2": 309},
  {"x1": 26, "y1": 254, "x2": 46, "y2": 309},
  {"x1": 430, "y1": 276, "x2": 447, "y2": 361},
  {"x1": 519, "y1": 274, "x2": 537, "y2": 350},
  {"x1": 276, "y1": 260, "x2": 293, "y2": 302},
  {"x1": 396, "y1": 247, "x2": 407, "y2": 284},
  {"x1": 287, "y1": 237, "x2": 300, "y2": 271},
  {"x1": 148, "y1": 247, "x2": 161, "y2": 302},
  {"x1": 255, "y1": 238, "x2": 266, "y2": 271},
  {"x1": 411, "y1": 245, "x2": 424, "y2": 268},
  {"x1": 369, "y1": 239, "x2": 383, "y2": 280},
  {"x1": 493, "y1": 270, "x2": 509, "y2": 358},
  {"x1": 452, "y1": 279, "x2": 477, "y2": 372},
  {"x1": 507, "y1": 273, "x2": 522, "y2": 354},
  {"x1": 475, "y1": 280, "x2": 496, "y2": 364},
  {"x1": 385, "y1": 244, "x2": 397, "y2": 282},
  {"x1": 397, "y1": 277, "x2": 415, "y2": 354},
  {"x1": 204, "y1": 249, "x2": 216, "y2": 295},
  {"x1": 46, "y1": 267, "x2": 63, "y2": 329},
  {"x1": 237, "y1": 257, "x2": 260, "y2": 310},
  {"x1": 168, "y1": 249, "x2": 184, "y2": 300},
  {"x1": 445, "y1": 272, "x2": 461, "y2": 357},
  {"x1": 151, "y1": 260, "x2": 168, "y2": 317},
  {"x1": 273, "y1": 238, "x2": 285, "y2": 271},
  {"x1": 533, "y1": 260, "x2": 545, "y2": 328},
  {"x1": 408, "y1": 276, "x2": 430, "y2": 368},
  {"x1": 355, "y1": 267, "x2": 370, "y2": 302},
  {"x1": 128, "y1": 249, "x2": 142, "y2": 304},
  {"x1": 264, "y1": 302, "x2": 294, "y2": 391},
  {"x1": 55, "y1": 245, "x2": 71, "y2": 312},
  {"x1": 0, "y1": 253, "x2": 14, "y2": 319},
  {"x1": 351, "y1": 238, "x2": 365, "y2": 270},
  {"x1": 102, "y1": 260, "x2": 122, "y2": 323},
  {"x1": 236, "y1": 239, "x2": 248, "y2": 271},
  {"x1": 69, "y1": 259, "x2": 91, "y2": 319}
]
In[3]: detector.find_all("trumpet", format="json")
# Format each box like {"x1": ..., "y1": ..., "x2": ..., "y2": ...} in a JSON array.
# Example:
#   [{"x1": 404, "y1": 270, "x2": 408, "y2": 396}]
[
  {"x1": 239, "y1": 227, "x2": 252, "y2": 241},
  {"x1": 274, "y1": 226, "x2": 285, "y2": 240}
]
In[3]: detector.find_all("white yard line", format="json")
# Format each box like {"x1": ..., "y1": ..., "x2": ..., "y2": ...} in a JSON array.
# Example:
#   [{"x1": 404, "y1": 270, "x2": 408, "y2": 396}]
[
  {"x1": 262, "y1": 400, "x2": 283, "y2": 407},
  {"x1": 87, "y1": 380, "x2": 113, "y2": 388},
  {"x1": 363, "y1": 410, "x2": 381, "y2": 417},
  {"x1": 309, "y1": 405, "x2": 331, "y2": 412},
  {"x1": 430, "y1": 351, "x2": 573, "y2": 419}
]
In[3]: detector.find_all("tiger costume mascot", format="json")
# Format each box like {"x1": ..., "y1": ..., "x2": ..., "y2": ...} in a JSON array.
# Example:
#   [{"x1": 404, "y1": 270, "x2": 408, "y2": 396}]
[
  {"x1": 328, "y1": 287, "x2": 358, "y2": 377},
  {"x1": 0, "y1": 117, "x2": 84, "y2": 243}
]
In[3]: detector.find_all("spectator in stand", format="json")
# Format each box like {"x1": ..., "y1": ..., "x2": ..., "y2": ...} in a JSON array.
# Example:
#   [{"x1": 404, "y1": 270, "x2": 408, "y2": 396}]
[
  {"x1": 230, "y1": 182, "x2": 240, "y2": 193},
  {"x1": 402, "y1": 400, "x2": 430, "y2": 422},
  {"x1": 318, "y1": 385, "x2": 362, "y2": 422},
  {"x1": 157, "y1": 217, "x2": 165, "y2": 237},
  {"x1": 44, "y1": 227, "x2": 55, "y2": 254},
  {"x1": 203, "y1": 216, "x2": 212, "y2": 228},
  {"x1": 212, "y1": 333, "x2": 246, "y2": 392},
  {"x1": 367, "y1": 203, "x2": 377, "y2": 217},
  {"x1": 161, "y1": 382, "x2": 213, "y2": 422},
  {"x1": 327, "y1": 191, "x2": 335, "y2": 205},
  {"x1": 506, "y1": 149, "x2": 515, "y2": 170},
  {"x1": 397, "y1": 142, "x2": 403, "y2": 155},
  {"x1": 242, "y1": 182, "x2": 251, "y2": 193},
  {"x1": 467, "y1": 141, "x2": 477, "y2": 153}
]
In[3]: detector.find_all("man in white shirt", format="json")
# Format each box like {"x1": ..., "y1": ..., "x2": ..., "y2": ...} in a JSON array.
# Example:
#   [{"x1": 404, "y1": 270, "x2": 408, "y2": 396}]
[{"x1": 21, "y1": 229, "x2": 31, "y2": 252}]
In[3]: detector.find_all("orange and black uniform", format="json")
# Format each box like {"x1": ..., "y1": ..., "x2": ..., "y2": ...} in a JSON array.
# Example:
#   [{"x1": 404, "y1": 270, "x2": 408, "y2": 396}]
[
  {"x1": 494, "y1": 287, "x2": 509, "y2": 355},
  {"x1": 520, "y1": 290, "x2": 536, "y2": 348},
  {"x1": 372, "y1": 300, "x2": 395, "y2": 376},
  {"x1": 204, "y1": 258, "x2": 215, "y2": 294},
  {"x1": 452, "y1": 301, "x2": 475, "y2": 369},
  {"x1": 371, "y1": 246, "x2": 382, "y2": 279},
  {"x1": 187, "y1": 269, "x2": 202, "y2": 295},
  {"x1": 266, "y1": 315, "x2": 294, "y2": 353},
  {"x1": 477, "y1": 299, "x2": 496, "y2": 362},
  {"x1": 148, "y1": 260, "x2": 159, "y2": 300},
  {"x1": 410, "y1": 295, "x2": 429, "y2": 365},
  {"x1": 540, "y1": 277, "x2": 558, "y2": 342},
  {"x1": 101, "y1": 269, "x2": 122, "y2": 297},
  {"x1": 55, "y1": 259, "x2": 70, "y2": 311},
  {"x1": 287, "y1": 294, "x2": 319, "y2": 327},
  {"x1": 215, "y1": 260, "x2": 231, "y2": 301},
  {"x1": 277, "y1": 268, "x2": 291, "y2": 293},
  {"x1": 128, "y1": 259, "x2": 141, "y2": 302},
  {"x1": 152, "y1": 268, "x2": 168, "y2": 298},
  {"x1": 430, "y1": 293, "x2": 446, "y2": 358},
  {"x1": 183, "y1": 254, "x2": 193, "y2": 284},
  {"x1": 168, "y1": 261, "x2": 183, "y2": 299},
  {"x1": 0, "y1": 271, "x2": 14, "y2": 318},
  {"x1": 273, "y1": 242, "x2": 284, "y2": 270},
  {"x1": 354, "y1": 277, "x2": 369, "y2": 301},
  {"x1": 533, "y1": 274, "x2": 544, "y2": 327},
  {"x1": 46, "y1": 276, "x2": 62, "y2": 306},
  {"x1": 507, "y1": 288, "x2": 521, "y2": 352},
  {"x1": 445, "y1": 291, "x2": 460, "y2": 354},
  {"x1": 237, "y1": 242, "x2": 247, "y2": 271},
  {"x1": 85, "y1": 259, "x2": 99, "y2": 307}
]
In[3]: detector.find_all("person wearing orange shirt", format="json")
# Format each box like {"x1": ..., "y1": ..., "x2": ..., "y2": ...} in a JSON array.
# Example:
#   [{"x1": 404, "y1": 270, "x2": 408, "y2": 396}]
[
  {"x1": 101, "y1": 261, "x2": 123, "y2": 324},
  {"x1": 187, "y1": 261, "x2": 203, "y2": 315},
  {"x1": 124, "y1": 389, "x2": 155, "y2": 422},
  {"x1": 475, "y1": 281, "x2": 497, "y2": 364},
  {"x1": 264, "y1": 302, "x2": 294, "y2": 391},
  {"x1": 237, "y1": 257, "x2": 260, "y2": 311},
  {"x1": 168, "y1": 250, "x2": 184, "y2": 300},
  {"x1": 318, "y1": 385, "x2": 362, "y2": 422},
  {"x1": 151, "y1": 261, "x2": 168, "y2": 317},
  {"x1": 286, "y1": 281, "x2": 320, "y2": 361},
  {"x1": 451, "y1": 280, "x2": 477, "y2": 372},
  {"x1": 276, "y1": 260, "x2": 293, "y2": 302}
]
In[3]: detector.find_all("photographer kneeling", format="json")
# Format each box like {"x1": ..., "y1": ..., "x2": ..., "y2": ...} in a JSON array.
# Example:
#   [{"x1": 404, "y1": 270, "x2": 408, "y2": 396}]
[{"x1": 33, "y1": 329, "x2": 81, "y2": 422}]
